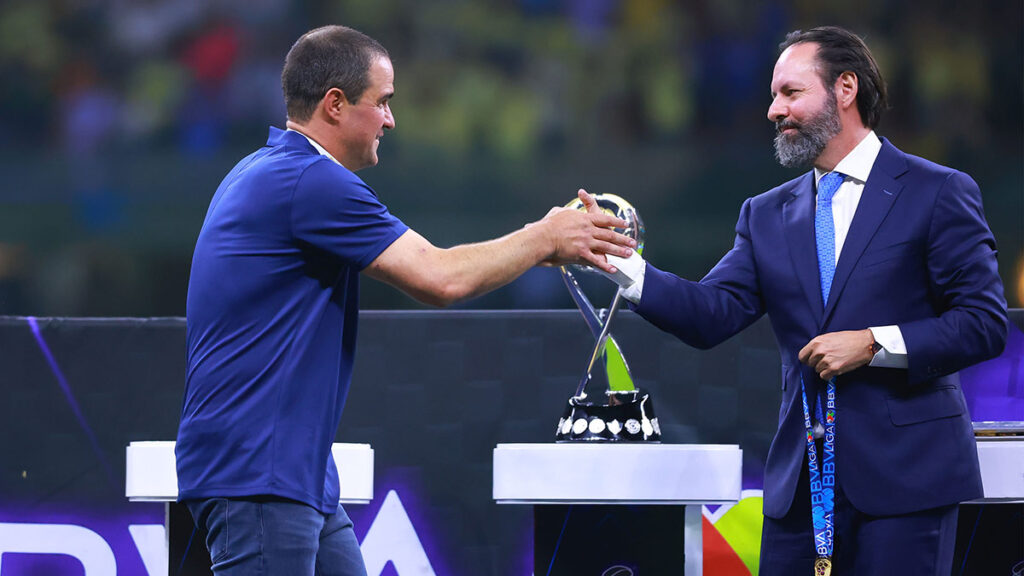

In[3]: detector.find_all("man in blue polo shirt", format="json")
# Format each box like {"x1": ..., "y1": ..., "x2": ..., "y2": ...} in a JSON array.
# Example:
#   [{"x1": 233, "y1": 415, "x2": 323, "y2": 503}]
[{"x1": 176, "y1": 25, "x2": 635, "y2": 575}]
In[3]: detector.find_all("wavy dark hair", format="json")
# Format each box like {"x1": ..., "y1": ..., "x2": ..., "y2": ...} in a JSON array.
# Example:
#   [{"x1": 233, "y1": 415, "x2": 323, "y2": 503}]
[
  {"x1": 282, "y1": 25, "x2": 389, "y2": 122},
  {"x1": 780, "y1": 26, "x2": 888, "y2": 129}
]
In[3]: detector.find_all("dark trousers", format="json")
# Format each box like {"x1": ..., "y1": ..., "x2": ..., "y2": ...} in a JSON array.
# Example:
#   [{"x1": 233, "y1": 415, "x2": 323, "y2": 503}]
[
  {"x1": 186, "y1": 496, "x2": 367, "y2": 576},
  {"x1": 760, "y1": 449, "x2": 959, "y2": 576}
]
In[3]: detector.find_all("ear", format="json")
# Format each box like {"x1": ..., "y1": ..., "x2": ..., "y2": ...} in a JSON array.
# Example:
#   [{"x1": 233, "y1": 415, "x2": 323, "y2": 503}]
[
  {"x1": 834, "y1": 71, "x2": 858, "y2": 112},
  {"x1": 321, "y1": 87, "x2": 348, "y2": 122}
]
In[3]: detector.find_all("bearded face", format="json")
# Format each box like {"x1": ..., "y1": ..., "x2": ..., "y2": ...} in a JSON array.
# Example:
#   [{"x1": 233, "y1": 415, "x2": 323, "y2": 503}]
[{"x1": 773, "y1": 85, "x2": 842, "y2": 169}]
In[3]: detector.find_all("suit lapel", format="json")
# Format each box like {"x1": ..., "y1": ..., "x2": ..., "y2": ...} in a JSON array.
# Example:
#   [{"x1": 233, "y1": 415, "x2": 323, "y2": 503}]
[
  {"x1": 783, "y1": 173, "x2": 823, "y2": 322},
  {"x1": 822, "y1": 140, "x2": 908, "y2": 325}
]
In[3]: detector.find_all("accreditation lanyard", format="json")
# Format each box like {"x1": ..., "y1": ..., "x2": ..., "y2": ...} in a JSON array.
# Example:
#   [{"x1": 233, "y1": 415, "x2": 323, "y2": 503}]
[{"x1": 800, "y1": 373, "x2": 836, "y2": 574}]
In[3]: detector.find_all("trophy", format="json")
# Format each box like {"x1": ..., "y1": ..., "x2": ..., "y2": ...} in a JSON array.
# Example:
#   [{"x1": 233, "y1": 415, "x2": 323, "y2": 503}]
[{"x1": 555, "y1": 194, "x2": 661, "y2": 442}]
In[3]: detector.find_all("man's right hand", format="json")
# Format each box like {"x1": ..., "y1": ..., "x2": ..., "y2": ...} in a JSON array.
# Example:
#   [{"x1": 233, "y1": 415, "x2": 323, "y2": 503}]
[{"x1": 533, "y1": 189, "x2": 635, "y2": 274}]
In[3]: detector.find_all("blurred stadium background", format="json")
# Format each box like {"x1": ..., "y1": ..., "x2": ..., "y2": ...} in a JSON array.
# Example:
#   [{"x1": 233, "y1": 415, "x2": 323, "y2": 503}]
[{"x1": 0, "y1": 0, "x2": 1020, "y2": 317}]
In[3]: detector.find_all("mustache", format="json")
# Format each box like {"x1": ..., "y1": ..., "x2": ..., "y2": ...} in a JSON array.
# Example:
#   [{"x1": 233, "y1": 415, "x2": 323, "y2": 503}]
[{"x1": 776, "y1": 120, "x2": 801, "y2": 134}]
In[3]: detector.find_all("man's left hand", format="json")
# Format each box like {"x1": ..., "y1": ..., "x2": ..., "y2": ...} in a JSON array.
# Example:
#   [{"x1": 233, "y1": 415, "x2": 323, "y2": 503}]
[{"x1": 799, "y1": 329, "x2": 876, "y2": 380}]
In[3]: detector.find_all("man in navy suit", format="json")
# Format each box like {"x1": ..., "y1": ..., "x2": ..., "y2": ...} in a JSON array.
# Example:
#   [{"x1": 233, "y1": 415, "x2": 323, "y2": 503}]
[{"x1": 607, "y1": 26, "x2": 1007, "y2": 575}]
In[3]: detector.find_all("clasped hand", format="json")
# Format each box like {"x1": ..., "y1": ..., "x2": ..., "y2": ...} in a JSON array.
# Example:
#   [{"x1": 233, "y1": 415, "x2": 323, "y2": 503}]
[
  {"x1": 536, "y1": 189, "x2": 635, "y2": 274},
  {"x1": 799, "y1": 329, "x2": 876, "y2": 380}
]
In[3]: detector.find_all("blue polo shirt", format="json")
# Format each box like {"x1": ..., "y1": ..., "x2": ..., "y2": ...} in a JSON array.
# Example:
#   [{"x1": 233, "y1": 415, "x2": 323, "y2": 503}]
[{"x1": 176, "y1": 127, "x2": 407, "y2": 513}]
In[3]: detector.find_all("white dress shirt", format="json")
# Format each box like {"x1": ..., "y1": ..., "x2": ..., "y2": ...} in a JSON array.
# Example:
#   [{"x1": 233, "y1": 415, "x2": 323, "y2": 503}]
[{"x1": 608, "y1": 130, "x2": 907, "y2": 367}]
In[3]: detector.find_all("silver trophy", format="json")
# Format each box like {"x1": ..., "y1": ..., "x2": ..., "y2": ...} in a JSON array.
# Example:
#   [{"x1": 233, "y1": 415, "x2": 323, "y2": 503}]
[{"x1": 555, "y1": 194, "x2": 660, "y2": 442}]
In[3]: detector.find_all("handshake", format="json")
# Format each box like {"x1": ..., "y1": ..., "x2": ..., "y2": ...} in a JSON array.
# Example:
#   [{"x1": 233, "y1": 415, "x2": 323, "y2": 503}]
[{"x1": 549, "y1": 190, "x2": 647, "y2": 301}]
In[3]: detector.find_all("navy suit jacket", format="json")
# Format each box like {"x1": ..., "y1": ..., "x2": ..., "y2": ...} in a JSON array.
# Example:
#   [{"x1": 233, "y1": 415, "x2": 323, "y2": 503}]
[{"x1": 635, "y1": 139, "x2": 1007, "y2": 518}]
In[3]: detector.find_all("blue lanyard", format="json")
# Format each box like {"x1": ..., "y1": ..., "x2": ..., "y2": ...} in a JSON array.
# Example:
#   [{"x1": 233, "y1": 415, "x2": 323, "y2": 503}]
[{"x1": 800, "y1": 373, "x2": 836, "y2": 564}]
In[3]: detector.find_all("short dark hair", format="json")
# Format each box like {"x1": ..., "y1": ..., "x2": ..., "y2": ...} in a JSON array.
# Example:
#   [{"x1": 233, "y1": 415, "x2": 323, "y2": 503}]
[
  {"x1": 780, "y1": 26, "x2": 888, "y2": 129},
  {"x1": 282, "y1": 25, "x2": 390, "y2": 122}
]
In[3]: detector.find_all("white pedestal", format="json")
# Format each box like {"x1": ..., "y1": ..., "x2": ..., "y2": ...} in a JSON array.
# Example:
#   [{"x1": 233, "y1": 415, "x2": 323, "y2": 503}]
[
  {"x1": 125, "y1": 441, "x2": 374, "y2": 575},
  {"x1": 493, "y1": 443, "x2": 742, "y2": 575},
  {"x1": 125, "y1": 440, "x2": 374, "y2": 503},
  {"x1": 493, "y1": 443, "x2": 741, "y2": 503},
  {"x1": 974, "y1": 437, "x2": 1024, "y2": 503}
]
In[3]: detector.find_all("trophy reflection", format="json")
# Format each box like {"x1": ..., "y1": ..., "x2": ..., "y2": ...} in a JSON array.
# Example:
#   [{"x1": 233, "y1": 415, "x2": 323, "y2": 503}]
[{"x1": 555, "y1": 194, "x2": 661, "y2": 442}]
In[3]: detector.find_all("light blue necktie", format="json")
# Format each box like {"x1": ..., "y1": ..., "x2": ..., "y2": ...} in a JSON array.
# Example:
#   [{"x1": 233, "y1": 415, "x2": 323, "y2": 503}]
[
  {"x1": 813, "y1": 171, "x2": 844, "y2": 430},
  {"x1": 815, "y1": 171, "x2": 845, "y2": 306}
]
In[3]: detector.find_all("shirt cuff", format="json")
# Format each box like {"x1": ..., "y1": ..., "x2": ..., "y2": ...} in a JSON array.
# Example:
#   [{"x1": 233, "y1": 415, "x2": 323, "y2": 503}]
[
  {"x1": 605, "y1": 251, "x2": 646, "y2": 304},
  {"x1": 868, "y1": 325, "x2": 908, "y2": 368}
]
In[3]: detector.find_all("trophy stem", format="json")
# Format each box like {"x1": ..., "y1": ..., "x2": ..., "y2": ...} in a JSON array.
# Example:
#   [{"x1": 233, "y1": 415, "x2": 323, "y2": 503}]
[
  {"x1": 560, "y1": 268, "x2": 604, "y2": 337},
  {"x1": 574, "y1": 289, "x2": 625, "y2": 398}
]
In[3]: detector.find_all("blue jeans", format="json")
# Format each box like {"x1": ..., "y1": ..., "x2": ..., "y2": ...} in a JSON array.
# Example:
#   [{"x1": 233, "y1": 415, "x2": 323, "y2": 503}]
[{"x1": 186, "y1": 497, "x2": 368, "y2": 576}]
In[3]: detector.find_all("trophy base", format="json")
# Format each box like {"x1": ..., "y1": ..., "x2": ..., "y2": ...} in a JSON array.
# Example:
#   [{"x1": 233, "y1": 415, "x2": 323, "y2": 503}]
[{"x1": 555, "y1": 390, "x2": 661, "y2": 442}]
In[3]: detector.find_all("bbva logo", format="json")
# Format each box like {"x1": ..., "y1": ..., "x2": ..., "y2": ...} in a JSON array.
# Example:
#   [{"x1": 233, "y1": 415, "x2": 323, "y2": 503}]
[{"x1": 0, "y1": 490, "x2": 434, "y2": 576}]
